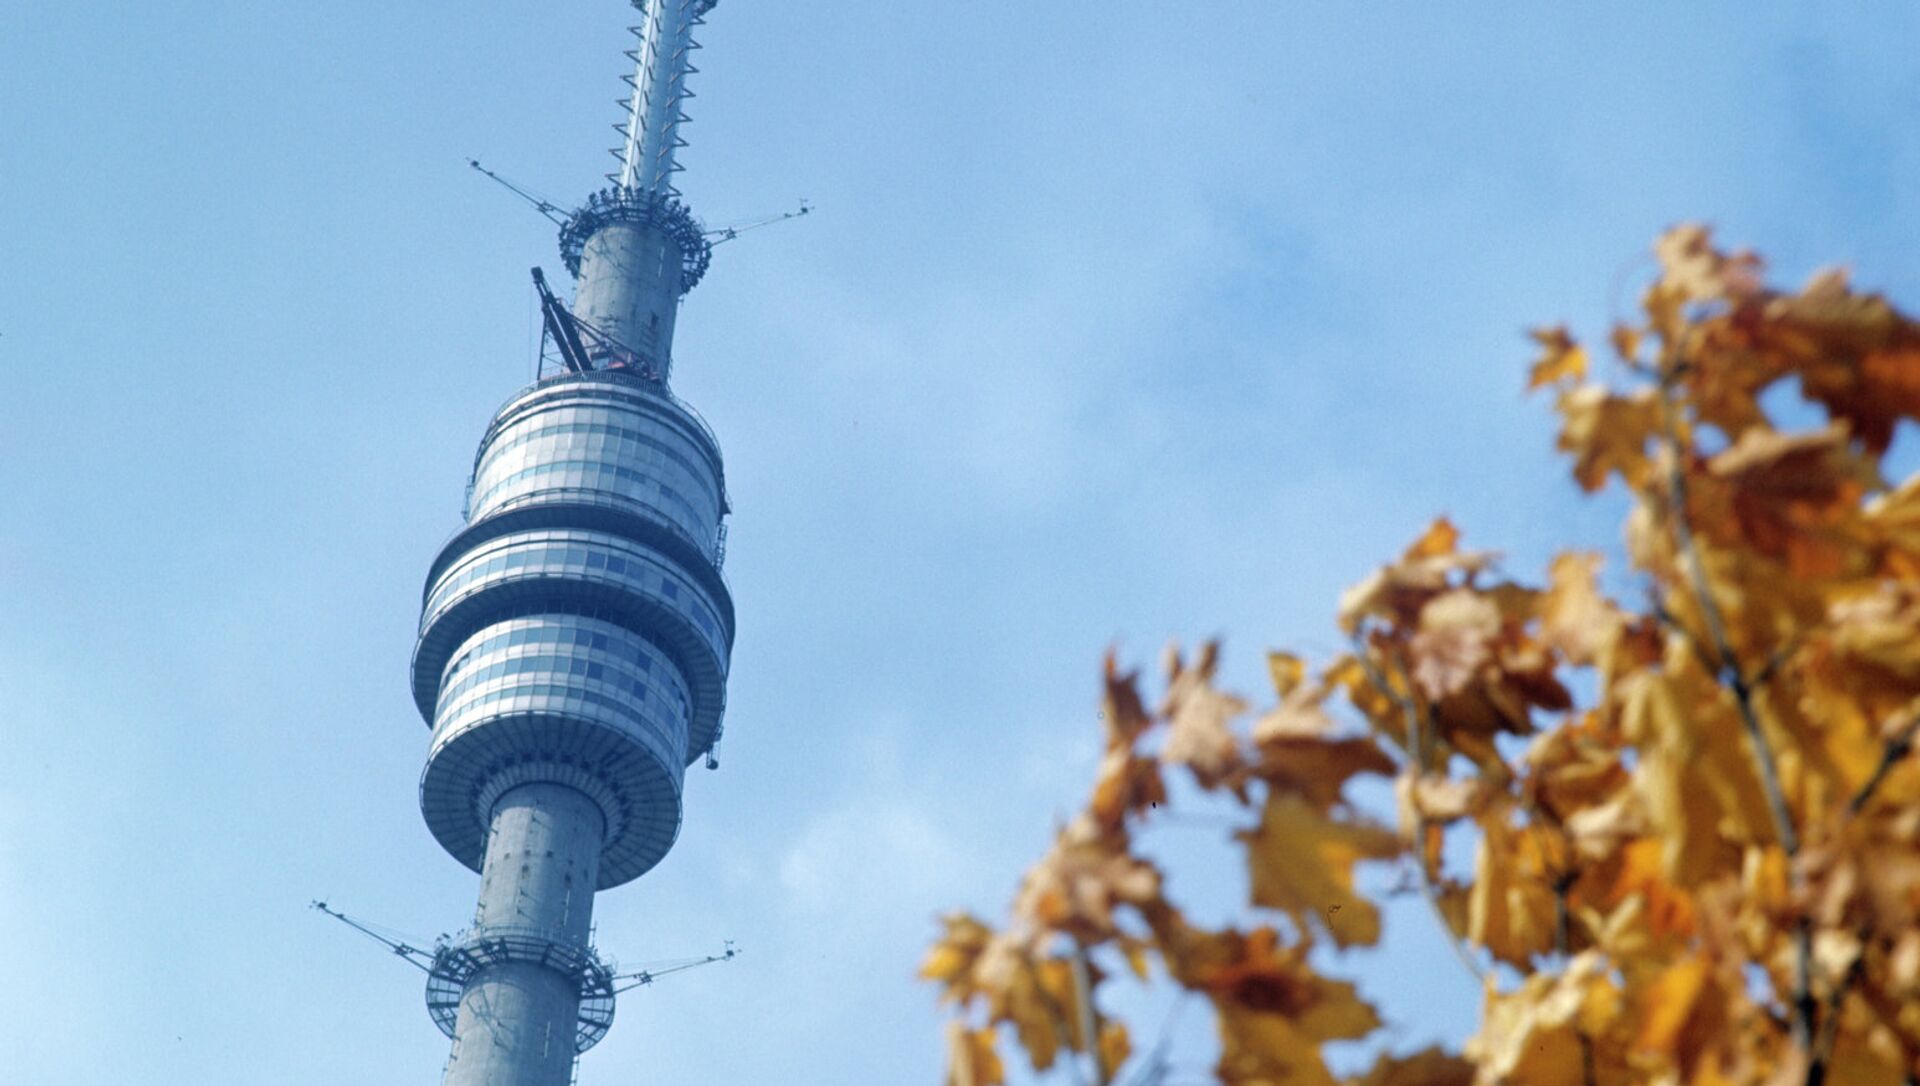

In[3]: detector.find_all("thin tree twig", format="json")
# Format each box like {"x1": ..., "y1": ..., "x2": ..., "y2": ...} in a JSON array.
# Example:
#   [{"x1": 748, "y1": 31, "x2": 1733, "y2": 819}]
[
  {"x1": 1070, "y1": 942, "x2": 1109, "y2": 1086},
  {"x1": 1551, "y1": 874, "x2": 1598, "y2": 1086},
  {"x1": 1115, "y1": 997, "x2": 1186, "y2": 1086},
  {"x1": 1656, "y1": 423, "x2": 1799, "y2": 855},
  {"x1": 1031, "y1": 954, "x2": 1090, "y2": 1086},
  {"x1": 1651, "y1": 598, "x2": 1726, "y2": 680},
  {"x1": 1850, "y1": 716, "x2": 1920, "y2": 816},
  {"x1": 1348, "y1": 636, "x2": 1487, "y2": 983},
  {"x1": 1653, "y1": 354, "x2": 1813, "y2": 1057},
  {"x1": 1552, "y1": 871, "x2": 1578, "y2": 963},
  {"x1": 1807, "y1": 950, "x2": 1865, "y2": 1086}
]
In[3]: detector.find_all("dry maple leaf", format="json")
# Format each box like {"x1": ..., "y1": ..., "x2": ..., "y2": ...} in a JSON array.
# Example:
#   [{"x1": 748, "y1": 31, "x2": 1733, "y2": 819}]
[
  {"x1": 1166, "y1": 927, "x2": 1381, "y2": 1086},
  {"x1": 922, "y1": 913, "x2": 996, "y2": 1004},
  {"x1": 1529, "y1": 326, "x2": 1589, "y2": 390},
  {"x1": 1521, "y1": 717, "x2": 1631, "y2": 824},
  {"x1": 1241, "y1": 793, "x2": 1401, "y2": 948},
  {"x1": 1337, "y1": 518, "x2": 1500, "y2": 633},
  {"x1": 1012, "y1": 815, "x2": 1162, "y2": 945},
  {"x1": 1655, "y1": 223, "x2": 1765, "y2": 305},
  {"x1": 1538, "y1": 553, "x2": 1627, "y2": 670},
  {"x1": 1703, "y1": 423, "x2": 1878, "y2": 579},
  {"x1": 1467, "y1": 951, "x2": 1630, "y2": 1086},
  {"x1": 1756, "y1": 271, "x2": 1920, "y2": 454},
  {"x1": 1102, "y1": 653, "x2": 1155, "y2": 752},
  {"x1": 1089, "y1": 749, "x2": 1168, "y2": 829},
  {"x1": 1407, "y1": 589, "x2": 1502, "y2": 701},
  {"x1": 943, "y1": 1022, "x2": 1006, "y2": 1086},
  {"x1": 1344, "y1": 1047, "x2": 1475, "y2": 1086},
  {"x1": 1465, "y1": 813, "x2": 1568, "y2": 966},
  {"x1": 1161, "y1": 641, "x2": 1249, "y2": 790},
  {"x1": 1555, "y1": 384, "x2": 1662, "y2": 492}
]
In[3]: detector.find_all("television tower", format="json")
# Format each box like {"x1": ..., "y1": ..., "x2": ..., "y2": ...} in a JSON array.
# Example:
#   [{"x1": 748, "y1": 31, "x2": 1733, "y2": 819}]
[{"x1": 409, "y1": 3, "x2": 735, "y2": 1082}]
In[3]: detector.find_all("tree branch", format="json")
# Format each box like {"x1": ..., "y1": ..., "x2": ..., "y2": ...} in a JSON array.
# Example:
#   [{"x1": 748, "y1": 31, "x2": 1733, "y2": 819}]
[
  {"x1": 1349, "y1": 637, "x2": 1487, "y2": 983},
  {"x1": 1850, "y1": 715, "x2": 1920, "y2": 816},
  {"x1": 1655, "y1": 421, "x2": 1799, "y2": 855},
  {"x1": 1070, "y1": 942, "x2": 1110, "y2": 1086},
  {"x1": 1654, "y1": 359, "x2": 1812, "y2": 1058},
  {"x1": 1807, "y1": 949, "x2": 1864, "y2": 1086}
]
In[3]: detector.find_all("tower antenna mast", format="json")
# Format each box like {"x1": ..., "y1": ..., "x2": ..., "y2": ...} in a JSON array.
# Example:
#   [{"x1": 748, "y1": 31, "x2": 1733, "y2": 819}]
[{"x1": 614, "y1": 0, "x2": 718, "y2": 195}]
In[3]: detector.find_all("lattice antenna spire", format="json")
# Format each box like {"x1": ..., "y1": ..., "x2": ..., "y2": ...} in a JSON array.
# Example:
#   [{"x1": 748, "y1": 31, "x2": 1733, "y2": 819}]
[{"x1": 612, "y1": 0, "x2": 719, "y2": 196}]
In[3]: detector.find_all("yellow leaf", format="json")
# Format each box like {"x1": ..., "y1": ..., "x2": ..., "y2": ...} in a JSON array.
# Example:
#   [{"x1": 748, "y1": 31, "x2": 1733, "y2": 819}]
[
  {"x1": 1012, "y1": 816, "x2": 1162, "y2": 944},
  {"x1": 1465, "y1": 816, "x2": 1562, "y2": 966},
  {"x1": 1268, "y1": 651, "x2": 1307, "y2": 698},
  {"x1": 1555, "y1": 384, "x2": 1661, "y2": 492},
  {"x1": 1343, "y1": 1047, "x2": 1475, "y2": 1086},
  {"x1": 1528, "y1": 326, "x2": 1589, "y2": 390},
  {"x1": 1633, "y1": 954, "x2": 1709, "y2": 1055},
  {"x1": 1169, "y1": 926, "x2": 1380, "y2": 1086},
  {"x1": 1406, "y1": 517, "x2": 1461, "y2": 560},
  {"x1": 1618, "y1": 669, "x2": 1774, "y2": 882},
  {"x1": 1606, "y1": 839, "x2": 1696, "y2": 941},
  {"x1": 922, "y1": 913, "x2": 995, "y2": 1003},
  {"x1": 944, "y1": 1023, "x2": 1006, "y2": 1086},
  {"x1": 1610, "y1": 323, "x2": 1642, "y2": 365},
  {"x1": 1097, "y1": 1021, "x2": 1131, "y2": 1081},
  {"x1": 1538, "y1": 553, "x2": 1625, "y2": 670},
  {"x1": 1466, "y1": 951, "x2": 1626, "y2": 1086},
  {"x1": 1241, "y1": 793, "x2": 1401, "y2": 948}
]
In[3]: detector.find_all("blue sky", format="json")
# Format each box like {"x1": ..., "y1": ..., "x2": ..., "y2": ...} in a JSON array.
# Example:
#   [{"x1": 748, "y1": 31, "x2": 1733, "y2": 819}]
[{"x1": 2, "y1": 2, "x2": 1918, "y2": 1083}]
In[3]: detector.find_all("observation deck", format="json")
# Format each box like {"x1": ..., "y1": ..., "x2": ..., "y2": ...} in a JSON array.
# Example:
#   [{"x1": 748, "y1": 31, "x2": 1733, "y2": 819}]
[{"x1": 413, "y1": 370, "x2": 735, "y2": 889}]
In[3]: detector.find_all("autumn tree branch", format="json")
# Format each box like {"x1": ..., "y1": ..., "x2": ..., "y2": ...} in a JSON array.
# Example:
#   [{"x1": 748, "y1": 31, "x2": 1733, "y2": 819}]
[
  {"x1": 1349, "y1": 636, "x2": 1486, "y2": 984},
  {"x1": 1655, "y1": 424, "x2": 1800, "y2": 854},
  {"x1": 1550, "y1": 873, "x2": 1599, "y2": 1086},
  {"x1": 1849, "y1": 715, "x2": 1920, "y2": 816},
  {"x1": 1808, "y1": 950, "x2": 1866, "y2": 1086},
  {"x1": 1654, "y1": 356, "x2": 1815, "y2": 1058},
  {"x1": 1071, "y1": 942, "x2": 1110, "y2": 1086}
]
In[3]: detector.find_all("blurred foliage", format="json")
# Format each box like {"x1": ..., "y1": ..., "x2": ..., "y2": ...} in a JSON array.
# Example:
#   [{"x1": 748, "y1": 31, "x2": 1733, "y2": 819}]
[{"x1": 923, "y1": 227, "x2": 1920, "y2": 1086}]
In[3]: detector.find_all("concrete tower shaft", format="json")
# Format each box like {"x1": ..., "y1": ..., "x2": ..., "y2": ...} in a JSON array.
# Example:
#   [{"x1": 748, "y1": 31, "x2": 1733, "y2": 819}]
[
  {"x1": 559, "y1": 189, "x2": 710, "y2": 381},
  {"x1": 441, "y1": 784, "x2": 606, "y2": 1086}
]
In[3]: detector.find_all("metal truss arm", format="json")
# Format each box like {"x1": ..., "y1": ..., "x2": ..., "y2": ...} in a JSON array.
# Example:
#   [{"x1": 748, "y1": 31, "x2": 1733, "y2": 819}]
[
  {"x1": 311, "y1": 900, "x2": 436, "y2": 973},
  {"x1": 610, "y1": 941, "x2": 738, "y2": 994}
]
